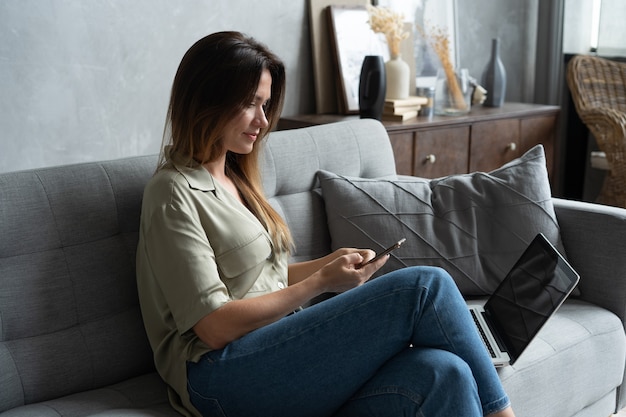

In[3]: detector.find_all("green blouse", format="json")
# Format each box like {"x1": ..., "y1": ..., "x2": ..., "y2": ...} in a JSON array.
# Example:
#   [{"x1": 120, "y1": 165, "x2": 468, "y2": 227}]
[{"x1": 136, "y1": 158, "x2": 288, "y2": 416}]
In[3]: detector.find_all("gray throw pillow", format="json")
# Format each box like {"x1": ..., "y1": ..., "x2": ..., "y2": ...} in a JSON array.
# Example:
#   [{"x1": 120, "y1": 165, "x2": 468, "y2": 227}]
[{"x1": 317, "y1": 145, "x2": 566, "y2": 296}]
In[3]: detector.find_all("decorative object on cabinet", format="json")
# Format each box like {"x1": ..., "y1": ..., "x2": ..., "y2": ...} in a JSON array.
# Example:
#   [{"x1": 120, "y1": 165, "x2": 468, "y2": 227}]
[
  {"x1": 567, "y1": 54, "x2": 626, "y2": 208},
  {"x1": 416, "y1": 86, "x2": 435, "y2": 118},
  {"x1": 366, "y1": 5, "x2": 410, "y2": 100},
  {"x1": 384, "y1": 55, "x2": 410, "y2": 100},
  {"x1": 419, "y1": 24, "x2": 469, "y2": 115},
  {"x1": 434, "y1": 67, "x2": 471, "y2": 115},
  {"x1": 382, "y1": 96, "x2": 426, "y2": 122},
  {"x1": 358, "y1": 55, "x2": 386, "y2": 120},
  {"x1": 482, "y1": 38, "x2": 507, "y2": 107}
]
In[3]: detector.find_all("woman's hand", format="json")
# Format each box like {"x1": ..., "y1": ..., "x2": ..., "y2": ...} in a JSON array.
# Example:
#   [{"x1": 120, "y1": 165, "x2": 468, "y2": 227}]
[{"x1": 314, "y1": 249, "x2": 389, "y2": 293}]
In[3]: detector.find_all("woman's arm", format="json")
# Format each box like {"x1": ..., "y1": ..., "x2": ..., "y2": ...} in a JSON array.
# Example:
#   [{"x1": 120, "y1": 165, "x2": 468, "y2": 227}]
[{"x1": 193, "y1": 251, "x2": 387, "y2": 350}]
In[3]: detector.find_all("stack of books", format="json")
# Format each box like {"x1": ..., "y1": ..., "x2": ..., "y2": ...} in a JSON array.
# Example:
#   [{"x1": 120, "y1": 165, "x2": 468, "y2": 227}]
[{"x1": 382, "y1": 96, "x2": 428, "y2": 121}]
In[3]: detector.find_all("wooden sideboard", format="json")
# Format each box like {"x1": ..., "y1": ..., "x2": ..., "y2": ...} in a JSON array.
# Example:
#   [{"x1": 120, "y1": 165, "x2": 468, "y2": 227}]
[{"x1": 278, "y1": 103, "x2": 560, "y2": 188}]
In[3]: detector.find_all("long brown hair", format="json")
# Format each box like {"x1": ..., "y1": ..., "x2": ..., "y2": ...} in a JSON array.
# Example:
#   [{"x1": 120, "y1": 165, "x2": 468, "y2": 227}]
[{"x1": 159, "y1": 31, "x2": 292, "y2": 252}]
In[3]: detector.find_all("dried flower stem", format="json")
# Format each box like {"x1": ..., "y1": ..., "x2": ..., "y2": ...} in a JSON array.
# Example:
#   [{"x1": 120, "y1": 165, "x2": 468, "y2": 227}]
[
  {"x1": 418, "y1": 24, "x2": 466, "y2": 109},
  {"x1": 367, "y1": 5, "x2": 409, "y2": 57}
]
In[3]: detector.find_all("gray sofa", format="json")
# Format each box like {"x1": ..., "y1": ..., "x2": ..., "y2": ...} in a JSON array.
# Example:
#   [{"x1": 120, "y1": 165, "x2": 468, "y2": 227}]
[{"x1": 1, "y1": 119, "x2": 625, "y2": 417}]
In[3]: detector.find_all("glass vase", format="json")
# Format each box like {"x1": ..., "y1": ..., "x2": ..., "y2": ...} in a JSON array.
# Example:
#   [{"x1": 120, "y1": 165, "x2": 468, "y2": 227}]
[{"x1": 434, "y1": 68, "x2": 472, "y2": 116}]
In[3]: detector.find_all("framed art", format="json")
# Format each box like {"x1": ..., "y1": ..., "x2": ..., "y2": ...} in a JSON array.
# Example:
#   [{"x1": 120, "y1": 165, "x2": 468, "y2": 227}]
[
  {"x1": 327, "y1": 5, "x2": 389, "y2": 114},
  {"x1": 309, "y1": 0, "x2": 368, "y2": 114}
]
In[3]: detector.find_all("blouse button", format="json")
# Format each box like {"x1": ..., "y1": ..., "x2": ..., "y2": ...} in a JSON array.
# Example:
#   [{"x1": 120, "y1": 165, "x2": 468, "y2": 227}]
[{"x1": 277, "y1": 282, "x2": 285, "y2": 289}]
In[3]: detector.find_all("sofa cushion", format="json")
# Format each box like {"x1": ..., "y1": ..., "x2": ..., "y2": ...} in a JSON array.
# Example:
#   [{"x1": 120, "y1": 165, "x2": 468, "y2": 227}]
[
  {"x1": 317, "y1": 145, "x2": 565, "y2": 296},
  {"x1": 0, "y1": 373, "x2": 179, "y2": 416},
  {"x1": 499, "y1": 300, "x2": 626, "y2": 417}
]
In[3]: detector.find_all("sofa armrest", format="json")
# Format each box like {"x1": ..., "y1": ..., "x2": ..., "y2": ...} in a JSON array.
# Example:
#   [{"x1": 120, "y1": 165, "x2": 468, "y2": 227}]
[{"x1": 553, "y1": 198, "x2": 626, "y2": 322}]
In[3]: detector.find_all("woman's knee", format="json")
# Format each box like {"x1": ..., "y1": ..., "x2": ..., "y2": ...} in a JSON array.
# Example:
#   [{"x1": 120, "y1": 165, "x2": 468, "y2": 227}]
[
  {"x1": 413, "y1": 348, "x2": 477, "y2": 389},
  {"x1": 413, "y1": 348, "x2": 481, "y2": 416},
  {"x1": 336, "y1": 348, "x2": 481, "y2": 417}
]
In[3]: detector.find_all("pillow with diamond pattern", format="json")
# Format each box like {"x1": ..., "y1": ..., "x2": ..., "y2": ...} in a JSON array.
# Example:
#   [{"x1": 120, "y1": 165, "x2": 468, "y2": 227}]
[{"x1": 317, "y1": 145, "x2": 566, "y2": 296}]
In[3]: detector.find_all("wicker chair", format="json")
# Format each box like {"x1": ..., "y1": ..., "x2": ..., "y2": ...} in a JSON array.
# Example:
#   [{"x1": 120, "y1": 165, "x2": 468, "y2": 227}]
[{"x1": 567, "y1": 55, "x2": 626, "y2": 208}]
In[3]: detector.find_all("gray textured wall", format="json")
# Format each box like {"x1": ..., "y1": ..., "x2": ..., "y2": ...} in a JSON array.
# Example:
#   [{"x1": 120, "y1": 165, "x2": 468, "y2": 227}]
[
  {"x1": 0, "y1": 0, "x2": 535, "y2": 173},
  {"x1": 0, "y1": 0, "x2": 312, "y2": 173},
  {"x1": 456, "y1": 0, "x2": 538, "y2": 103}
]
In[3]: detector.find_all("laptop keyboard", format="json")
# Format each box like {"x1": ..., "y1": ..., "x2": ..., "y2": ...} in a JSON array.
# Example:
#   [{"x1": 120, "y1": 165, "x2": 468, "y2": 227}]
[{"x1": 471, "y1": 310, "x2": 497, "y2": 358}]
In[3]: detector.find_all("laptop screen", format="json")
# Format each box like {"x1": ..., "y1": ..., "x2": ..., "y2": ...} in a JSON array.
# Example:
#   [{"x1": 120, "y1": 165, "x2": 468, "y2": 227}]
[{"x1": 484, "y1": 234, "x2": 580, "y2": 363}]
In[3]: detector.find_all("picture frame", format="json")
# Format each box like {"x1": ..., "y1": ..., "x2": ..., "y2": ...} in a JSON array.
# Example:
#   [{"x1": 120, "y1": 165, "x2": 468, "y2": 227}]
[
  {"x1": 327, "y1": 5, "x2": 389, "y2": 114},
  {"x1": 309, "y1": 0, "x2": 368, "y2": 114}
]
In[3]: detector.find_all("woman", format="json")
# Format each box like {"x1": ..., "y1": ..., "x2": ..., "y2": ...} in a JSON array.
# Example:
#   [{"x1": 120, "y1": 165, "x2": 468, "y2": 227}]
[{"x1": 136, "y1": 31, "x2": 516, "y2": 417}]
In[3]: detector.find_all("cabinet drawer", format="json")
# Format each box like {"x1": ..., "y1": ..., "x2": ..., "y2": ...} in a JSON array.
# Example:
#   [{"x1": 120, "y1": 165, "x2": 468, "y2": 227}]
[
  {"x1": 414, "y1": 127, "x2": 470, "y2": 178},
  {"x1": 470, "y1": 119, "x2": 520, "y2": 173}
]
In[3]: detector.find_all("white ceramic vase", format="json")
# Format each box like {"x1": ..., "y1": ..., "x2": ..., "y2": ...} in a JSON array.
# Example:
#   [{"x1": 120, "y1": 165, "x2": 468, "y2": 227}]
[{"x1": 385, "y1": 55, "x2": 410, "y2": 100}]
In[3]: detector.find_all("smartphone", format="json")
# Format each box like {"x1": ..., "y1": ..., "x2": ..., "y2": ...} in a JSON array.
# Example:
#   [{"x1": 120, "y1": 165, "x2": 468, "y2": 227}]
[{"x1": 356, "y1": 238, "x2": 406, "y2": 269}]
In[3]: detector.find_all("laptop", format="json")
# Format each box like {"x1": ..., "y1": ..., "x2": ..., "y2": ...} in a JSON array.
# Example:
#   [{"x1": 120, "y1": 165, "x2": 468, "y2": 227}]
[{"x1": 467, "y1": 233, "x2": 580, "y2": 367}]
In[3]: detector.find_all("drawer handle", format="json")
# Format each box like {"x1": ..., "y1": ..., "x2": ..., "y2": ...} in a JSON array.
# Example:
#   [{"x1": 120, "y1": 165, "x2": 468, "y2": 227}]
[
  {"x1": 425, "y1": 154, "x2": 437, "y2": 164},
  {"x1": 506, "y1": 142, "x2": 517, "y2": 151}
]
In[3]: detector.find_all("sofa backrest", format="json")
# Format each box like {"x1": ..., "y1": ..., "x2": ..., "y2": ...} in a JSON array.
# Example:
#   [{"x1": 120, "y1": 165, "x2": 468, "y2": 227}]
[
  {"x1": 0, "y1": 119, "x2": 396, "y2": 412},
  {"x1": 0, "y1": 155, "x2": 158, "y2": 411}
]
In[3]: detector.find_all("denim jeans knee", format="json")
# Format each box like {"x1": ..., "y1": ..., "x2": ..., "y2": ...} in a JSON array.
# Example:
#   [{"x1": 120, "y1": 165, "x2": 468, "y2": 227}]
[{"x1": 335, "y1": 347, "x2": 482, "y2": 417}]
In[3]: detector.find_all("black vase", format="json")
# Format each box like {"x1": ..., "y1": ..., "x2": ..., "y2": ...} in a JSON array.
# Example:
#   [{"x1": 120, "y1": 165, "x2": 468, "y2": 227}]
[
  {"x1": 481, "y1": 38, "x2": 506, "y2": 107},
  {"x1": 359, "y1": 55, "x2": 386, "y2": 120}
]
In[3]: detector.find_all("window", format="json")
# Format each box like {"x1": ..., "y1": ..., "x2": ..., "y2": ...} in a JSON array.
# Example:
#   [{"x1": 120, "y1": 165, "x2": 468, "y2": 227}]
[{"x1": 564, "y1": 0, "x2": 626, "y2": 56}]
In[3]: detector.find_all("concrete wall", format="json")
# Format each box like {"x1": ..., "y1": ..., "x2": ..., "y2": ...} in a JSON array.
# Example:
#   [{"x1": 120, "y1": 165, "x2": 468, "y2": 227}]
[
  {"x1": 0, "y1": 0, "x2": 312, "y2": 172},
  {"x1": 456, "y1": 0, "x2": 538, "y2": 104},
  {"x1": 0, "y1": 0, "x2": 536, "y2": 173}
]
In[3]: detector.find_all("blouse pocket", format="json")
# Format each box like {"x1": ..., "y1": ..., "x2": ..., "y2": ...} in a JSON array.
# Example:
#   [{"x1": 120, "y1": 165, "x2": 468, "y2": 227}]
[{"x1": 216, "y1": 233, "x2": 273, "y2": 298}]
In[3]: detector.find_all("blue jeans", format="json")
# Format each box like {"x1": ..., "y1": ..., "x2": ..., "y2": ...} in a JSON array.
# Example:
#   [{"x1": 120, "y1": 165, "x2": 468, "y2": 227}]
[{"x1": 187, "y1": 266, "x2": 510, "y2": 417}]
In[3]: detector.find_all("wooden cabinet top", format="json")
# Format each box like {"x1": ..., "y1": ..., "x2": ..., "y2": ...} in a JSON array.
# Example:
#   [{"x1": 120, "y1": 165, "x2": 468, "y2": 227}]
[{"x1": 278, "y1": 102, "x2": 560, "y2": 133}]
